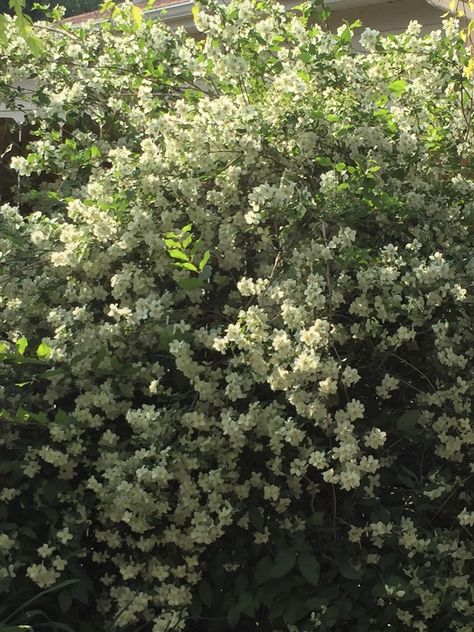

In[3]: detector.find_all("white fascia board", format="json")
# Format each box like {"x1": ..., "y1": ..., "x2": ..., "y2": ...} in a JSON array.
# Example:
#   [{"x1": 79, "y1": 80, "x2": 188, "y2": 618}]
[
  {"x1": 149, "y1": 0, "x2": 392, "y2": 30},
  {"x1": 146, "y1": 1, "x2": 195, "y2": 30},
  {"x1": 426, "y1": 0, "x2": 474, "y2": 17}
]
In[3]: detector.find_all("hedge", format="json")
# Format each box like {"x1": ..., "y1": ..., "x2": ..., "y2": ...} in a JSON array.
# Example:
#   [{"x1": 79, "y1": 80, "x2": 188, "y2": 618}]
[{"x1": 0, "y1": 1, "x2": 473, "y2": 631}]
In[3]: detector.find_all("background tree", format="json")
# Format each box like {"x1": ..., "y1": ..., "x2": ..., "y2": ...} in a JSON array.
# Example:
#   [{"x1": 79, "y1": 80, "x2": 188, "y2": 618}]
[{"x1": 0, "y1": 0, "x2": 102, "y2": 19}]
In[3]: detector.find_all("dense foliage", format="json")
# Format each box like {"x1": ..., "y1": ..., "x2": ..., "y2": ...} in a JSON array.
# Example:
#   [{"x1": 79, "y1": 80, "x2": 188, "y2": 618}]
[
  {"x1": 0, "y1": 0, "x2": 102, "y2": 19},
  {"x1": 0, "y1": 1, "x2": 473, "y2": 631}
]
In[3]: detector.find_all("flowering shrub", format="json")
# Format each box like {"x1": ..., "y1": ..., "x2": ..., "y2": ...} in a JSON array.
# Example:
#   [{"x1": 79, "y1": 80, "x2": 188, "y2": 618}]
[{"x1": 0, "y1": 1, "x2": 473, "y2": 631}]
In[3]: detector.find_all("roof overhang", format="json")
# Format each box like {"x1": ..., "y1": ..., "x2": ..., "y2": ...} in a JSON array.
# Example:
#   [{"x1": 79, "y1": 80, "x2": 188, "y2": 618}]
[
  {"x1": 149, "y1": 0, "x2": 393, "y2": 31},
  {"x1": 426, "y1": 0, "x2": 474, "y2": 18},
  {"x1": 65, "y1": 0, "x2": 394, "y2": 30}
]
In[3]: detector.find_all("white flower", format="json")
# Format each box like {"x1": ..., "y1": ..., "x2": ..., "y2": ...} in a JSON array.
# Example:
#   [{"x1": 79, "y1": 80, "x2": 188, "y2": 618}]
[
  {"x1": 339, "y1": 468, "x2": 361, "y2": 490},
  {"x1": 458, "y1": 509, "x2": 474, "y2": 527},
  {"x1": 26, "y1": 563, "x2": 60, "y2": 588},
  {"x1": 359, "y1": 28, "x2": 379, "y2": 51}
]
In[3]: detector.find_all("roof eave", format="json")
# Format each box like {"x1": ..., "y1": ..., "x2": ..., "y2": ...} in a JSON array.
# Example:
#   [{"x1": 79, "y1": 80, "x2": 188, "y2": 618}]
[{"x1": 68, "y1": 0, "x2": 393, "y2": 29}]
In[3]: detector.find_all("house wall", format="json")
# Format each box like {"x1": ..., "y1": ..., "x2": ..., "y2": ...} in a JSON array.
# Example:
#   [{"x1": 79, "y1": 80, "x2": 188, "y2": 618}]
[
  {"x1": 329, "y1": 0, "x2": 444, "y2": 37},
  {"x1": 0, "y1": 1, "x2": 453, "y2": 129}
]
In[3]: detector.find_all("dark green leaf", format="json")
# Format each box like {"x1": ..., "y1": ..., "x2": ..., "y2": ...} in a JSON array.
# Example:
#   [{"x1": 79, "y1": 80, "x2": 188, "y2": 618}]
[
  {"x1": 234, "y1": 574, "x2": 248, "y2": 595},
  {"x1": 189, "y1": 596, "x2": 202, "y2": 619},
  {"x1": 70, "y1": 582, "x2": 89, "y2": 605},
  {"x1": 323, "y1": 604, "x2": 339, "y2": 627},
  {"x1": 54, "y1": 410, "x2": 73, "y2": 426},
  {"x1": 19, "y1": 527, "x2": 37, "y2": 539},
  {"x1": 177, "y1": 277, "x2": 204, "y2": 291},
  {"x1": 198, "y1": 580, "x2": 212, "y2": 607},
  {"x1": 58, "y1": 589, "x2": 73, "y2": 613},
  {"x1": 269, "y1": 549, "x2": 297, "y2": 579},
  {"x1": 268, "y1": 595, "x2": 288, "y2": 622},
  {"x1": 254, "y1": 556, "x2": 272, "y2": 585},
  {"x1": 249, "y1": 507, "x2": 264, "y2": 531},
  {"x1": 226, "y1": 605, "x2": 240, "y2": 628},
  {"x1": 237, "y1": 591, "x2": 256, "y2": 617},
  {"x1": 297, "y1": 553, "x2": 320, "y2": 586},
  {"x1": 305, "y1": 596, "x2": 329, "y2": 610},
  {"x1": 315, "y1": 156, "x2": 332, "y2": 167},
  {"x1": 284, "y1": 597, "x2": 309, "y2": 624},
  {"x1": 396, "y1": 410, "x2": 420, "y2": 435},
  {"x1": 308, "y1": 512, "x2": 324, "y2": 527},
  {"x1": 338, "y1": 560, "x2": 361, "y2": 580}
]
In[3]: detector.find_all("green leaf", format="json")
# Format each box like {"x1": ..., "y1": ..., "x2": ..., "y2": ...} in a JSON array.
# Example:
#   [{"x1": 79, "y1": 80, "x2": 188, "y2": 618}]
[
  {"x1": 323, "y1": 604, "x2": 339, "y2": 627},
  {"x1": 16, "y1": 408, "x2": 30, "y2": 422},
  {"x1": 396, "y1": 410, "x2": 420, "y2": 435},
  {"x1": 269, "y1": 549, "x2": 297, "y2": 579},
  {"x1": 181, "y1": 223, "x2": 193, "y2": 234},
  {"x1": 189, "y1": 595, "x2": 202, "y2": 619},
  {"x1": 3, "y1": 580, "x2": 81, "y2": 624},
  {"x1": 284, "y1": 597, "x2": 309, "y2": 624},
  {"x1": 177, "y1": 277, "x2": 204, "y2": 291},
  {"x1": 237, "y1": 591, "x2": 256, "y2": 617},
  {"x1": 234, "y1": 573, "x2": 248, "y2": 595},
  {"x1": 36, "y1": 342, "x2": 52, "y2": 360},
  {"x1": 168, "y1": 249, "x2": 189, "y2": 261},
  {"x1": 191, "y1": 3, "x2": 200, "y2": 23},
  {"x1": 338, "y1": 560, "x2": 361, "y2": 580},
  {"x1": 199, "y1": 249, "x2": 210, "y2": 271},
  {"x1": 20, "y1": 526, "x2": 37, "y2": 538},
  {"x1": 268, "y1": 595, "x2": 288, "y2": 621},
  {"x1": 70, "y1": 581, "x2": 89, "y2": 606},
  {"x1": 308, "y1": 511, "x2": 324, "y2": 527},
  {"x1": 297, "y1": 553, "x2": 320, "y2": 586},
  {"x1": 54, "y1": 409, "x2": 73, "y2": 426},
  {"x1": 157, "y1": 327, "x2": 173, "y2": 352},
  {"x1": 58, "y1": 589, "x2": 73, "y2": 613},
  {"x1": 338, "y1": 25, "x2": 352, "y2": 43},
  {"x1": 254, "y1": 556, "x2": 272, "y2": 585},
  {"x1": 388, "y1": 79, "x2": 408, "y2": 95},
  {"x1": 90, "y1": 145, "x2": 101, "y2": 158},
  {"x1": 249, "y1": 507, "x2": 264, "y2": 531},
  {"x1": 164, "y1": 238, "x2": 180, "y2": 249},
  {"x1": 226, "y1": 605, "x2": 240, "y2": 628},
  {"x1": 175, "y1": 262, "x2": 198, "y2": 272},
  {"x1": 305, "y1": 596, "x2": 329, "y2": 610},
  {"x1": 370, "y1": 504, "x2": 391, "y2": 524},
  {"x1": 198, "y1": 580, "x2": 212, "y2": 607},
  {"x1": 316, "y1": 156, "x2": 332, "y2": 167},
  {"x1": 30, "y1": 411, "x2": 48, "y2": 424},
  {"x1": 297, "y1": 69, "x2": 310, "y2": 82},
  {"x1": 131, "y1": 4, "x2": 142, "y2": 28},
  {"x1": 16, "y1": 336, "x2": 28, "y2": 356}
]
